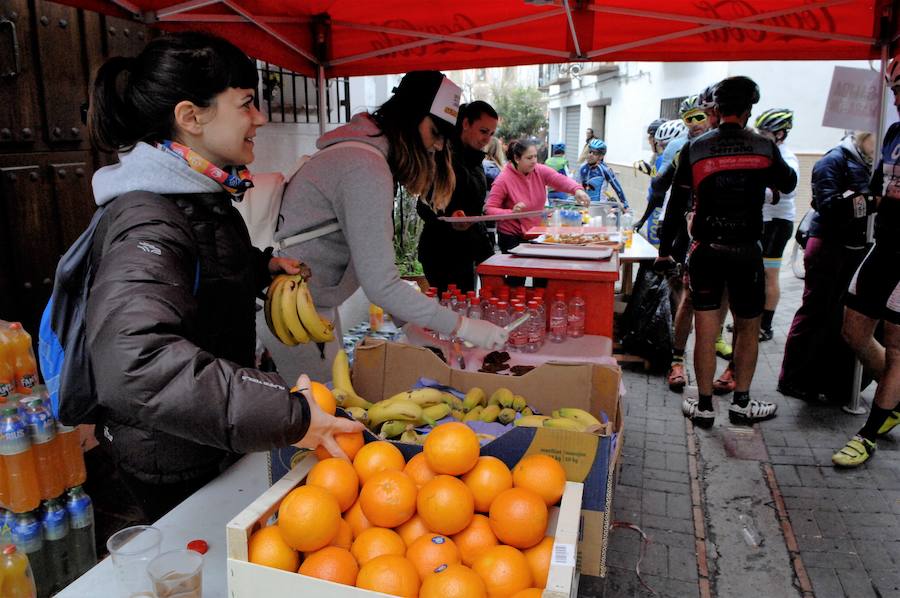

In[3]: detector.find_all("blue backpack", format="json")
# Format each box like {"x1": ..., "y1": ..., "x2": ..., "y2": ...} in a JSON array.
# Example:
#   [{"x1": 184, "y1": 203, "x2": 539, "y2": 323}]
[{"x1": 38, "y1": 192, "x2": 199, "y2": 424}]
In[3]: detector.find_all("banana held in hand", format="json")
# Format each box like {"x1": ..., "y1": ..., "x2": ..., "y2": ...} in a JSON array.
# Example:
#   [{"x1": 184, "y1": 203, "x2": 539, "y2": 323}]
[
  {"x1": 263, "y1": 276, "x2": 281, "y2": 340},
  {"x1": 295, "y1": 279, "x2": 335, "y2": 342},
  {"x1": 331, "y1": 350, "x2": 372, "y2": 409},
  {"x1": 345, "y1": 407, "x2": 369, "y2": 423},
  {"x1": 269, "y1": 278, "x2": 299, "y2": 346},
  {"x1": 279, "y1": 277, "x2": 311, "y2": 344},
  {"x1": 558, "y1": 407, "x2": 602, "y2": 427},
  {"x1": 367, "y1": 399, "x2": 423, "y2": 430}
]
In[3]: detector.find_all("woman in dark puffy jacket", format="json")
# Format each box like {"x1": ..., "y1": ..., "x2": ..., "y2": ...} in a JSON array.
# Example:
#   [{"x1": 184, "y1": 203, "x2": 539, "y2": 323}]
[
  {"x1": 779, "y1": 131, "x2": 875, "y2": 403},
  {"x1": 84, "y1": 32, "x2": 362, "y2": 521}
]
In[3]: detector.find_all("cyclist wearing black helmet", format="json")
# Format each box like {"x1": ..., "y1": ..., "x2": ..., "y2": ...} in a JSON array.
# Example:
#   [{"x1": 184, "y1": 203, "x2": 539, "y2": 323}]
[
  {"x1": 755, "y1": 109, "x2": 799, "y2": 342},
  {"x1": 662, "y1": 75, "x2": 797, "y2": 427}
]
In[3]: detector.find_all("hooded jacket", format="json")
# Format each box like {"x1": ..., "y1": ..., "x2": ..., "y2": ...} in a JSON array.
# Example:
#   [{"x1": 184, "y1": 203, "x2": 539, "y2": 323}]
[
  {"x1": 87, "y1": 142, "x2": 309, "y2": 484},
  {"x1": 808, "y1": 136, "x2": 873, "y2": 247},
  {"x1": 276, "y1": 114, "x2": 459, "y2": 334}
]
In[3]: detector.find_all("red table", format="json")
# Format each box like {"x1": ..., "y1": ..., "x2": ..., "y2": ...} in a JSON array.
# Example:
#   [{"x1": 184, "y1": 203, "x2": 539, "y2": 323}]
[{"x1": 476, "y1": 253, "x2": 619, "y2": 337}]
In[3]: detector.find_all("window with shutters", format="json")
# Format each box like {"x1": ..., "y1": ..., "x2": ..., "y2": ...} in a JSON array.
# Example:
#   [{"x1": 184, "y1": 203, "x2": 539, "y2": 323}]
[{"x1": 660, "y1": 96, "x2": 688, "y2": 120}]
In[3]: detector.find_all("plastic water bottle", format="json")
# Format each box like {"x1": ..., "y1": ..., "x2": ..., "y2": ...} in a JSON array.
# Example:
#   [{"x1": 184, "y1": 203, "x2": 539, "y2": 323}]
[
  {"x1": 66, "y1": 486, "x2": 96, "y2": 579},
  {"x1": 567, "y1": 291, "x2": 586, "y2": 338},
  {"x1": 12, "y1": 511, "x2": 49, "y2": 598},
  {"x1": 549, "y1": 293, "x2": 568, "y2": 343},
  {"x1": 508, "y1": 305, "x2": 528, "y2": 352},
  {"x1": 621, "y1": 211, "x2": 634, "y2": 248},
  {"x1": 525, "y1": 301, "x2": 543, "y2": 352},
  {"x1": 0, "y1": 508, "x2": 14, "y2": 546},
  {"x1": 535, "y1": 297, "x2": 547, "y2": 334},
  {"x1": 42, "y1": 497, "x2": 72, "y2": 592},
  {"x1": 438, "y1": 292, "x2": 453, "y2": 341},
  {"x1": 495, "y1": 301, "x2": 510, "y2": 329},
  {"x1": 467, "y1": 296, "x2": 483, "y2": 321},
  {"x1": 479, "y1": 289, "x2": 492, "y2": 314}
]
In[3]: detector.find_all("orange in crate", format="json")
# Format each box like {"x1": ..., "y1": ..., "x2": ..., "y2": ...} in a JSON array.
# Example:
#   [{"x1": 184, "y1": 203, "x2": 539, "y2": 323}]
[
  {"x1": 350, "y1": 527, "x2": 406, "y2": 566},
  {"x1": 247, "y1": 525, "x2": 299, "y2": 572},
  {"x1": 344, "y1": 498, "x2": 373, "y2": 539},
  {"x1": 324, "y1": 519, "x2": 353, "y2": 551},
  {"x1": 419, "y1": 563, "x2": 487, "y2": 598},
  {"x1": 512, "y1": 454, "x2": 567, "y2": 507},
  {"x1": 395, "y1": 514, "x2": 430, "y2": 548},
  {"x1": 423, "y1": 422, "x2": 480, "y2": 476},
  {"x1": 315, "y1": 431, "x2": 365, "y2": 461},
  {"x1": 451, "y1": 514, "x2": 498, "y2": 567},
  {"x1": 471, "y1": 545, "x2": 533, "y2": 598},
  {"x1": 406, "y1": 533, "x2": 460, "y2": 580},
  {"x1": 356, "y1": 554, "x2": 420, "y2": 597},
  {"x1": 353, "y1": 441, "x2": 406, "y2": 485},
  {"x1": 462, "y1": 456, "x2": 513, "y2": 513},
  {"x1": 488, "y1": 488, "x2": 548, "y2": 550},
  {"x1": 403, "y1": 452, "x2": 437, "y2": 488},
  {"x1": 417, "y1": 475, "x2": 474, "y2": 536},
  {"x1": 358, "y1": 470, "x2": 417, "y2": 528},
  {"x1": 298, "y1": 546, "x2": 358, "y2": 586},
  {"x1": 277, "y1": 485, "x2": 341, "y2": 553},
  {"x1": 306, "y1": 457, "x2": 359, "y2": 512},
  {"x1": 523, "y1": 536, "x2": 554, "y2": 589}
]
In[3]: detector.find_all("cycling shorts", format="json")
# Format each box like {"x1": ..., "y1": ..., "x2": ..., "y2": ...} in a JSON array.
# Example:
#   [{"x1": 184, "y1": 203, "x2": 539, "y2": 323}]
[
  {"x1": 687, "y1": 241, "x2": 765, "y2": 319},
  {"x1": 845, "y1": 243, "x2": 900, "y2": 325},
  {"x1": 762, "y1": 218, "x2": 794, "y2": 267}
]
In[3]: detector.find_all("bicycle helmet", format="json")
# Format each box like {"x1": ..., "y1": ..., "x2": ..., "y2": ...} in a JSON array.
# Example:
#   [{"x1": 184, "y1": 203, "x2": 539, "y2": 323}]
[
  {"x1": 654, "y1": 119, "x2": 687, "y2": 143},
  {"x1": 647, "y1": 118, "x2": 667, "y2": 136},
  {"x1": 755, "y1": 109, "x2": 794, "y2": 134},
  {"x1": 887, "y1": 56, "x2": 900, "y2": 89},
  {"x1": 714, "y1": 76, "x2": 760, "y2": 112},
  {"x1": 679, "y1": 95, "x2": 701, "y2": 116},
  {"x1": 588, "y1": 138, "x2": 607, "y2": 152},
  {"x1": 698, "y1": 83, "x2": 718, "y2": 109},
  {"x1": 551, "y1": 142, "x2": 566, "y2": 154}
]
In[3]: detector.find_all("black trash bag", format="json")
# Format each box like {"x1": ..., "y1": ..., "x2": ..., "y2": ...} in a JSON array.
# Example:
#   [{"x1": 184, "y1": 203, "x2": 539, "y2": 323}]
[{"x1": 619, "y1": 264, "x2": 674, "y2": 371}]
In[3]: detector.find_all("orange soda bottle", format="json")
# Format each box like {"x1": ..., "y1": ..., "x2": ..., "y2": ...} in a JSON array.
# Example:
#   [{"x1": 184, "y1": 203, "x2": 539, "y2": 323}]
[
  {"x1": 7, "y1": 325, "x2": 37, "y2": 395},
  {"x1": 1, "y1": 544, "x2": 38, "y2": 597},
  {"x1": 20, "y1": 399, "x2": 64, "y2": 501},
  {"x1": 33, "y1": 385, "x2": 85, "y2": 489},
  {"x1": 0, "y1": 327, "x2": 15, "y2": 401},
  {"x1": 0, "y1": 405, "x2": 40, "y2": 513}
]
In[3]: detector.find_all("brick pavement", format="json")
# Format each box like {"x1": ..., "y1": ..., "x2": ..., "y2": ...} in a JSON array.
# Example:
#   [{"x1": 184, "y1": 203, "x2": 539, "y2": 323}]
[{"x1": 591, "y1": 263, "x2": 900, "y2": 598}]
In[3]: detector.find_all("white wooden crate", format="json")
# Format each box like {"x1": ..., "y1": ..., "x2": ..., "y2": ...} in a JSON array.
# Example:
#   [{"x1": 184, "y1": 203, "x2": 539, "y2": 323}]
[{"x1": 226, "y1": 454, "x2": 583, "y2": 597}]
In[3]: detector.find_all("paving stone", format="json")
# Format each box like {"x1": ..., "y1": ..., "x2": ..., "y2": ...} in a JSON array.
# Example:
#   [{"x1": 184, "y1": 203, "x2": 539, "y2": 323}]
[
  {"x1": 643, "y1": 450, "x2": 667, "y2": 471},
  {"x1": 665, "y1": 451, "x2": 689, "y2": 473},
  {"x1": 666, "y1": 493, "x2": 692, "y2": 520},
  {"x1": 797, "y1": 465, "x2": 828, "y2": 486},
  {"x1": 851, "y1": 538, "x2": 897, "y2": 570},
  {"x1": 814, "y1": 511, "x2": 849, "y2": 537},
  {"x1": 806, "y1": 566, "x2": 847, "y2": 598},
  {"x1": 641, "y1": 513, "x2": 694, "y2": 535},
  {"x1": 836, "y1": 567, "x2": 880, "y2": 598},
  {"x1": 801, "y1": 550, "x2": 864, "y2": 570},
  {"x1": 772, "y1": 463, "x2": 802, "y2": 487},
  {"x1": 642, "y1": 478, "x2": 691, "y2": 495},
  {"x1": 870, "y1": 570, "x2": 900, "y2": 597},
  {"x1": 646, "y1": 528, "x2": 696, "y2": 550},
  {"x1": 638, "y1": 541, "x2": 668, "y2": 577},
  {"x1": 607, "y1": 527, "x2": 642, "y2": 555},
  {"x1": 841, "y1": 512, "x2": 899, "y2": 528},
  {"x1": 789, "y1": 511, "x2": 821, "y2": 537},
  {"x1": 667, "y1": 546, "x2": 699, "y2": 582},
  {"x1": 640, "y1": 467, "x2": 691, "y2": 485},
  {"x1": 640, "y1": 489, "x2": 667, "y2": 517}
]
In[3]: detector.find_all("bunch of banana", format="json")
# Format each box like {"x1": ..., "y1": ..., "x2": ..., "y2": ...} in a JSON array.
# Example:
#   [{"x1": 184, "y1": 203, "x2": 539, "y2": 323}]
[
  {"x1": 265, "y1": 275, "x2": 335, "y2": 345},
  {"x1": 515, "y1": 407, "x2": 602, "y2": 432},
  {"x1": 331, "y1": 350, "x2": 372, "y2": 410}
]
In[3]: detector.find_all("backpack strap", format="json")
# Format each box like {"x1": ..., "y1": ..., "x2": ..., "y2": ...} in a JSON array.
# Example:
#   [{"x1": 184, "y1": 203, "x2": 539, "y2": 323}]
[{"x1": 274, "y1": 141, "x2": 385, "y2": 253}]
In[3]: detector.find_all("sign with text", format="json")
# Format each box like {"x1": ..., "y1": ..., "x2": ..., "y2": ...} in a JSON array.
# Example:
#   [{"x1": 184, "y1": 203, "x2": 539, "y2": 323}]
[{"x1": 822, "y1": 66, "x2": 881, "y2": 131}]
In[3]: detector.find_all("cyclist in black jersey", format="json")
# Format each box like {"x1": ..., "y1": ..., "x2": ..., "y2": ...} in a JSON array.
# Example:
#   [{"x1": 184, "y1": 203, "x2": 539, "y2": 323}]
[
  {"x1": 660, "y1": 76, "x2": 797, "y2": 427},
  {"x1": 832, "y1": 58, "x2": 900, "y2": 467}
]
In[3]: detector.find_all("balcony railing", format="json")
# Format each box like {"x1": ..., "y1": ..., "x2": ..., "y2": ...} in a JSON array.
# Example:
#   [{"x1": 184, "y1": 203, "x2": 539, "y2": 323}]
[{"x1": 257, "y1": 62, "x2": 351, "y2": 125}]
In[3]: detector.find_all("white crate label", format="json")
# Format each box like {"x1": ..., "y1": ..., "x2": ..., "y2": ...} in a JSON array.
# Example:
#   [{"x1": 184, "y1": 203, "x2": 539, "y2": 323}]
[{"x1": 551, "y1": 543, "x2": 576, "y2": 567}]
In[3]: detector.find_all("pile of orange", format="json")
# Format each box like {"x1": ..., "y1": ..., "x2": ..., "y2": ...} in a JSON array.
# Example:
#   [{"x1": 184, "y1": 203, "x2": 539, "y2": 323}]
[{"x1": 247, "y1": 422, "x2": 570, "y2": 597}]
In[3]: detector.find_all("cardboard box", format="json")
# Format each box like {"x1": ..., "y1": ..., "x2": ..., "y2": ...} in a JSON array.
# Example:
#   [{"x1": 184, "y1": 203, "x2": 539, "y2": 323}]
[
  {"x1": 229, "y1": 452, "x2": 584, "y2": 597},
  {"x1": 270, "y1": 339, "x2": 624, "y2": 578}
]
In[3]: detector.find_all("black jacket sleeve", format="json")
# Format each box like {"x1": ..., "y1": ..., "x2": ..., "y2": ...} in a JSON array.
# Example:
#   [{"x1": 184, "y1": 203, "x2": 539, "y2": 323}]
[
  {"x1": 659, "y1": 146, "x2": 692, "y2": 258},
  {"x1": 768, "y1": 140, "x2": 798, "y2": 195},
  {"x1": 86, "y1": 195, "x2": 310, "y2": 455},
  {"x1": 812, "y1": 150, "x2": 875, "y2": 221}
]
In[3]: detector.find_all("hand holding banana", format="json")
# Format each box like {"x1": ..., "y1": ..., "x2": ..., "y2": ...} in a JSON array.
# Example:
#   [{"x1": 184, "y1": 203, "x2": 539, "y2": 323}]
[{"x1": 264, "y1": 274, "x2": 335, "y2": 345}]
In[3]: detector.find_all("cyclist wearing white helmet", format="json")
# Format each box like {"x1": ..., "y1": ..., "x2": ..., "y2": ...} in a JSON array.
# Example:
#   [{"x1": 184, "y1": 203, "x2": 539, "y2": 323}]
[
  {"x1": 832, "y1": 55, "x2": 900, "y2": 467},
  {"x1": 755, "y1": 109, "x2": 799, "y2": 342},
  {"x1": 578, "y1": 138, "x2": 629, "y2": 207}
]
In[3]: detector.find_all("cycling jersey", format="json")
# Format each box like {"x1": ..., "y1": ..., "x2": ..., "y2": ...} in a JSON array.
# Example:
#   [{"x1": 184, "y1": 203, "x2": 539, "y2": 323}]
[
  {"x1": 763, "y1": 145, "x2": 799, "y2": 222},
  {"x1": 579, "y1": 161, "x2": 628, "y2": 208},
  {"x1": 660, "y1": 122, "x2": 797, "y2": 257},
  {"x1": 870, "y1": 122, "x2": 900, "y2": 247}
]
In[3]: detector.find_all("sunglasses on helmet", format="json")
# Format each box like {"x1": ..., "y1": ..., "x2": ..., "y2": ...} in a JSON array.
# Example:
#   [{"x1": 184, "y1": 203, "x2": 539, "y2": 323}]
[{"x1": 683, "y1": 112, "x2": 707, "y2": 125}]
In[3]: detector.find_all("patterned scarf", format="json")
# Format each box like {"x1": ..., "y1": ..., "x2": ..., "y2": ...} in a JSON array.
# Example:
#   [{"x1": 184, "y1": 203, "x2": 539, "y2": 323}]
[{"x1": 156, "y1": 140, "x2": 254, "y2": 198}]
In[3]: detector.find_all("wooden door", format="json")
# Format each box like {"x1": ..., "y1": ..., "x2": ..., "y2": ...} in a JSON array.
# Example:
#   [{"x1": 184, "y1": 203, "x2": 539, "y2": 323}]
[{"x1": 0, "y1": 0, "x2": 42, "y2": 149}]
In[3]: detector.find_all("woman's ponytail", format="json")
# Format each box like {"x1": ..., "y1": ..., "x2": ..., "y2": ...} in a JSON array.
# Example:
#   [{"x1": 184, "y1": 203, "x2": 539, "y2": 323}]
[{"x1": 88, "y1": 56, "x2": 139, "y2": 153}]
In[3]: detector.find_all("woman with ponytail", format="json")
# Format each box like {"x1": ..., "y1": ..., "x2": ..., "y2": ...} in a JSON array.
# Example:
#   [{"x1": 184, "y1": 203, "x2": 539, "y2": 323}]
[
  {"x1": 272, "y1": 71, "x2": 509, "y2": 384},
  {"x1": 84, "y1": 31, "x2": 362, "y2": 521}
]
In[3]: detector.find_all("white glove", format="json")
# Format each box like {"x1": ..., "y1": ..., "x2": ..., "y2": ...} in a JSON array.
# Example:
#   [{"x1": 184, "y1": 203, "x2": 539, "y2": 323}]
[{"x1": 457, "y1": 318, "x2": 509, "y2": 350}]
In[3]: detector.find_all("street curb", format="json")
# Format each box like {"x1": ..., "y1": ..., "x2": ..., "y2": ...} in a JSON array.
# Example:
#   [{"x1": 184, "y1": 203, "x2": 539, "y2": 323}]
[
  {"x1": 762, "y1": 461, "x2": 815, "y2": 597},
  {"x1": 685, "y1": 417, "x2": 714, "y2": 598}
]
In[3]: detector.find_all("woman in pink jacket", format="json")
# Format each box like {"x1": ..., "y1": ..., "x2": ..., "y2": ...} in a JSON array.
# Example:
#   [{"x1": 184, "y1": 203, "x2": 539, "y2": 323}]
[{"x1": 485, "y1": 139, "x2": 590, "y2": 252}]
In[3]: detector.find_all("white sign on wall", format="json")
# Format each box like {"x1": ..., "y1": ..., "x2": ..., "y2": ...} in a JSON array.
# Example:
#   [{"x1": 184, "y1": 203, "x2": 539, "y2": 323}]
[{"x1": 822, "y1": 66, "x2": 882, "y2": 132}]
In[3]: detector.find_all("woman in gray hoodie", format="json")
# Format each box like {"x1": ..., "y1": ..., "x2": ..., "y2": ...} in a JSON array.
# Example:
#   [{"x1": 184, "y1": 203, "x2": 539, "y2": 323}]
[{"x1": 276, "y1": 72, "x2": 509, "y2": 365}]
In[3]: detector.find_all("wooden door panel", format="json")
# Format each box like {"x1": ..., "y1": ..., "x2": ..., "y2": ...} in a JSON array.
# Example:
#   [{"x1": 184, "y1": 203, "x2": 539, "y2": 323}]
[
  {"x1": 104, "y1": 15, "x2": 148, "y2": 58},
  {"x1": 50, "y1": 158, "x2": 95, "y2": 248},
  {"x1": 0, "y1": 0, "x2": 42, "y2": 149}
]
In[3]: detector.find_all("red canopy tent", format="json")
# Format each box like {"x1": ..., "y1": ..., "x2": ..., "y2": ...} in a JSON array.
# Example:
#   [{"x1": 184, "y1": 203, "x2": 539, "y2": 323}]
[{"x1": 55, "y1": 0, "x2": 898, "y2": 78}]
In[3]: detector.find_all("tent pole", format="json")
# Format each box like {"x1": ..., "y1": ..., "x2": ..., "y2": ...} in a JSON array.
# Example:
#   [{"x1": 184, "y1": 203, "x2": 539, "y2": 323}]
[
  {"x1": 844, "y1": 42, "x2": 889, "y2": 416},
  {"x1": 318, "y1": 64, "x2": 327, "y2": 137}
]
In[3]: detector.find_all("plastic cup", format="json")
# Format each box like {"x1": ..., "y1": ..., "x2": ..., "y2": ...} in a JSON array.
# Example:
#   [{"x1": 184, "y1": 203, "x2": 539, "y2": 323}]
[
  {"x1": 107, "y1": 525, "x2": 162, "y2": 597},
  {"x1": 147, "y1": 549, "x2": 203, "y2": 598}
]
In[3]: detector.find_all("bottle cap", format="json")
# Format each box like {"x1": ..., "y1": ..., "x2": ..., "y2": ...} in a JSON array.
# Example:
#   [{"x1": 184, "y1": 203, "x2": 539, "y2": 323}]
[
  {"x1": 3, "y1": 544, "x2": 16, "y2": 555},
  {"x1": 514, "y1": 305, "x2": 525, "y2": 312},
  {"x1": 497, "y1": 301, "x2": 508, "y2": 308},
  {"x1": 527, "y1": 300, "x2": 538, "y2": 308},
  {"x1": 187, "y1": 539, "x2": 209, "y2": 554},
  {"x1": 555, "y1": 292, "x2": 565, "y2": 300}
]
